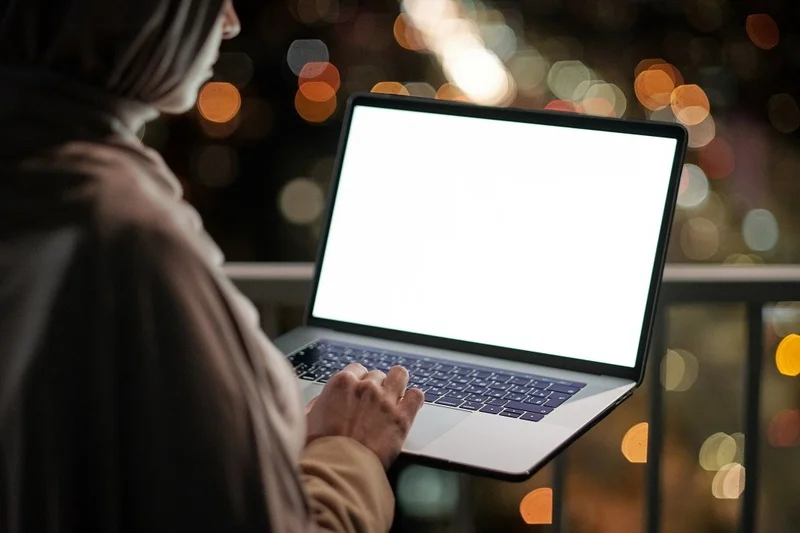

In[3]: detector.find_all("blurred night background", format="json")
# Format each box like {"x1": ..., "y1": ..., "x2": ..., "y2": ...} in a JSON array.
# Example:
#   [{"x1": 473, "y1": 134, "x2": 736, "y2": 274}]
[{"x1": 142, "y1": 0, "x2": 799, "y2": 531}]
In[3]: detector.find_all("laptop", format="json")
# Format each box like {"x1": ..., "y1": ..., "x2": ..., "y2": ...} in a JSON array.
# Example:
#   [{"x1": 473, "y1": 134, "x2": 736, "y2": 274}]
[{"x1": 274, "y1": 93, "x2": 687, "y2": 480}]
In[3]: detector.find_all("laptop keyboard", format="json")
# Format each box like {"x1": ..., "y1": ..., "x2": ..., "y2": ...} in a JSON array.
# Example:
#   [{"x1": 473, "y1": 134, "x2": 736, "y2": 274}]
[{"x1": 288, "y1": 340, "x2": 586, "y2": 422}]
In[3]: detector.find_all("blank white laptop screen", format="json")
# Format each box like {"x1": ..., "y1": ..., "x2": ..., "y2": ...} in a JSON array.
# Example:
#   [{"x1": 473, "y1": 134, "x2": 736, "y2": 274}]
[{"x1": 312, "y1": 105, "x2": 678, "y2": 368}]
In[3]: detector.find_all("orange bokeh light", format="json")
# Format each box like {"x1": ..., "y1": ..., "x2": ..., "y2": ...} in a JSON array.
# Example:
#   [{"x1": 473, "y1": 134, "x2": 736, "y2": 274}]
[
  {"x1": 635, "y1": 70, "x2": 675, "y2": 111},
  {"x1": 697, "y1": 137, "x2": 735, "y2": 179},
  {"x1": 775, "y1": 333, "x2": 800, "y2": 376},
  {"x1": 520, "y1": 488, "x2": 553, "y2": 525},
  {"x1": 621, "y1": 422, "x2": 649, "y2": 463},
  {"x1": 299, "y1": 81, "x2": 336, "y2": 103},
  {"x1": 671, "y1": 84, "x2": 711, "y2": 126},
  {"x1": 545, "y1": 100, "x2": 577, "y2": 112},
  {"x1": 768, "y1": 409, "x2": 800, "y2": 447},
  {"x1": 393, "y1": 14, "x2": 425, "y2": 51},
  {"x1": 295, "y1": 88, "x2": 337, "y2": 123},
  {"x1": 197, "y1": 82, "x2": 242, "y2": 123},
  {"x1": 746, "y1": 14, "x2": 780, "y2": 50},
  {"x1": 581, "y1": 97, "x2": 616, "y2": 117},
  {"x1": 299, "y1": 62, "x2": 341, "y2": 92},
  {"x1": 371, "y1": 81, "x2": 410, "y2": 96},
  {"x1": 435, "y1": 83, "x2": 469, "y2": 102}
]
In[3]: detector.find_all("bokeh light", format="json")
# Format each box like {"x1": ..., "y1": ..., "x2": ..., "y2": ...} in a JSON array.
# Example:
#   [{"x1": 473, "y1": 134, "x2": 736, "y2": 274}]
[
  {"x1": 371, "y1": 81, "x2": 410, "y2": 96},
  {"x1": 509, "y1": 50, "x2": 548, "y2": 96},
  {"x1": 687, "y1": 114, "x2": 716, "y2": 148},
  {"x1": 699, "y1": 432, "x2": 739, "y2": 471},
  {"x1": 746, "y1": 14, "x2": 780, "y2": 50},
  {"x1": 520, "y1": 488, "x2": 553, "y2": 525},
  {"x1": 680, "y1": 217, "x2": 720, "y2": 260},
  {"x1": 548, "y1": 60, "x2": 592, "y2": 102},
  {"x1": 775, "y1": 333, "x2": 800, "y2": 377},
  {"x1": 545, "y1": 100, "x2": 577, "y2": 113},
  {"x1": 742, "y1": 208, "x2": 779, "y2": 252},
  {"x1": 197, "y1": 82, "x2": 242, "y2": 124},
  {"x1": 397, "y1": 466, "x2": 459, "y2": 519},
  {"x1": 661, "y1": 349, "x2": 700, "y2": 391},
  {"x1": 670, "y1": 84, "x2": 711, "y2": 126},
  {"x1": 768, "y1": 409, "x2": 800, "y2": 447},
  {"x1": 295, "y1": 87, "x2": 337, "y2": 123},
  {"x1": 278, "y1": 178, "x2": 326, "y2": 225},
  {"x1": 621, "y1": 422, "x2": 649, "y2": 463},
  {"x1": 393, "y1": 13, "x2": 425, "y2": 51},
  {"x1": 677, "y1": 164, "x2": 710, "y2": 209},
  {"x1": 299, "y1": 62, "x2": 341, "y2": 93},
  {"x1": 404, "y1": 82, "x2": 436, "y2": 98},
  {"x1": 712, "y1": 463, "x2": 746, "y2": 499},
  {"x1": 435, "y1": 83, "x2": 469, "y2": 101},
  {"x1": 287, "y1": 39, "x2": 330, "y2": 75},
  {"x1": 767, "y1": 94, "x2": 800, "y2": 134},
  {"x1": 697, "y1": 137, "x2": 735, "y2": 179}
]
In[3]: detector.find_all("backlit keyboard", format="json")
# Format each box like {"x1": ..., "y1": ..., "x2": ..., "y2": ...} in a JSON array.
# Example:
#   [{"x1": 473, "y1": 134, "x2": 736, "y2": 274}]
[{"x1": 289, "y1": 340, "x2": 585, "y2": 422}]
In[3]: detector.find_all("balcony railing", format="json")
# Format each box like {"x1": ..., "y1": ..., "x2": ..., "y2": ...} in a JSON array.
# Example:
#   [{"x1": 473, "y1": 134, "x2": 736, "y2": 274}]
[{"x1": 225, "y1": 263, "x2": 800, "y2": 533}]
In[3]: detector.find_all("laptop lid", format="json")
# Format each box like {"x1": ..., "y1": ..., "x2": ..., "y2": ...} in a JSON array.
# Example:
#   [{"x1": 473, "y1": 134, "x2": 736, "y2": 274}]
[{"x1": 306, "y1": 94, "x2": 687, "y2": 384}]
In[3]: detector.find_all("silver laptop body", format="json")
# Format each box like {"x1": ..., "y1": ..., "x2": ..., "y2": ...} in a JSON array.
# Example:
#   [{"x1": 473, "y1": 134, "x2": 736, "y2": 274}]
[{"x1": 275, "y1": 93, "x2": 687, "y2": 480}]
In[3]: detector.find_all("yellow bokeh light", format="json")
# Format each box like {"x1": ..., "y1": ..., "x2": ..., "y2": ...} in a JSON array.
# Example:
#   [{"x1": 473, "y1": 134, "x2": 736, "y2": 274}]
[
  {"x1": 520, "y1": 488, "x2": 553, "y2": 525},
  {"x1": 661, "y1": 349, "x2": 699, "y2": 392},
  {"x1": 746, "y1": 14, "x2": 780, "y2": 50},
  {"x1": 699, "y1": 432, "x2": 739, "y2": 471},
  {"x1": 294, "y1": 88, "x2": 337, "y2": 123},
  {"x1": 776, "y1": 334, "x2": 800, "y2": 376},
  {"x1": 712, "y1": 463, "x2": 745, "y2": 499},
  {"x1": 197, "y1": 82, "x2": 242, "y2": 124},
  {"x1": 621, "y1": 422, "x2": 648, "y2": 463},
  {"x1": 371, "y1": 81, "x2": 410, "y2": 96},
  {"x1": 670, "y1": 84, "x2": 711, "y2": 126}
]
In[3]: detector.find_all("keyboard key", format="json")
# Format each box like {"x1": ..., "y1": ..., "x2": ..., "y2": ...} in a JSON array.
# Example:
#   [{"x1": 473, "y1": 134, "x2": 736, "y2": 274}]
[
  {"x1": 436, "y1": 364, "x2": 455, "y2": 372},
  {"x1": 490, "y1": 373, "x2": 512, "y2": 383},
  {"x1": 471, "y1": 379, "x2": 490, "y2": 388},
  {"x1": 445, "y1": 383, "x2": 467, "y2": 391},
  {"x1": 520, "y1": 412, "x2": 544, "y2": 422},
  {"x1": 479, "y1": 405, "x2": 503, "y2": 414},
  {"x1": 435, "y1": 397, "x2": 463, "y2": 408},
  {"x1": 488, "y1": 382, "x2": 511, "y2": 391},
  {"x1": 550, "y1": 392, "x2": 572, "y2": 402},
  {"x1": 530, "y1": 389, "x2": 550, "y2": 398},
  {"x1": 508, "y1": 377, "x2": 531, "y2": 386},
  {"x1": 486, "y1": 389, "x2": 505, "y2": 398},
  {"x1": 499, "y1": 410, "x2": 522, "y2": 418},
  {"x1": 460, "y1": 402, "x2": 483, "y2": 411},
  {"x1": 432, "y1": 371, "x2": 450, "y2": 380},
  {"x1": 300, "y1": 374, "x2": 317, "y2": 381},
  {"x1": 571, "y1": 382, "x2": 587, "y2": 389},
  {"x1": 544, "y1": 398, "x2": 566, "y2": 408},
  {"x1": 523, "y1": 397, "x2": 546, "y2": 406},
  {"x1": 531, "y1": 379, "x2": 554, "y2": 389},
  {"x1": 446, "y1": 391, "x2": 469, "y2": 400},
  {"x1": 468, "y1": 394, "x2": 489, "y2": 403},
  {"x1": 451, "y1": 368, "x2": 473, "y2": 376},
  {"x1": 428, "y1": 387, "x2": 446, "y2": 397},
  {"x1": 510, "y1": 385, "x2": 531, "y2": 394},
  {"x1": 486, "y1": 398, "x2": 508, "y2": 407},
  {"x1": 424, "y1": 392, "x2": 442, "y2": 402},
  {"x1": 472, "y1": 370, "x2": 492, "y2": 379},
  {"x1": 430, "y1": 379, "x2": 448, "y2": 388},
  {"x1": 503, "y1": 393, "x2": 526, "y2": 402},
  {"x1": 548, "y1": 384, "x2": 580, "y2": 395},
  {"x1": 416, "y1": 361, "x2": 435, "y2": 369},
  {"x1": 504, "y1": 401, "x2": 554, "y2": 415},
  {"x1": 465, "y1": 385, "x2": 487, "y2": 394}
]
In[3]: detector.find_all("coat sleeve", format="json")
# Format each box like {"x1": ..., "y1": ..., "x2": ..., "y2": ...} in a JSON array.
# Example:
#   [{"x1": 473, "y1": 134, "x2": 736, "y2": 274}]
[{"x1": 114, "y1": 222, "x2": 395, "y2": 533}]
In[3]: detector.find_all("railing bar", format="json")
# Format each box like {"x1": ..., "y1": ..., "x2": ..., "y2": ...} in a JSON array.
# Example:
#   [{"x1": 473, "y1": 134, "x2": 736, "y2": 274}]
[
  {"x1": 645, "y1": 308, "x2": 666, "y2": 533},
  {"x1": 552, "y1": 453, "x2": 566, "y2": 533},
  {"x1": 741, "y1": 303, "x2": 764, "y2": 533}
]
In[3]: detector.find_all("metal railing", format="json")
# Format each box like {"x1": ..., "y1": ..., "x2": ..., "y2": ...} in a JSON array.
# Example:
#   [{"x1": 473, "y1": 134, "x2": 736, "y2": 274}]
[{"x1": 225, "y1": 263, "x2": 800, "y2": 533}]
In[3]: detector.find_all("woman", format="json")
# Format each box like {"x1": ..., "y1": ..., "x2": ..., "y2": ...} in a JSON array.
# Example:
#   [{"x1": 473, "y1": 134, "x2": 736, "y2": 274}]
[{"x1": 0, "y1": 1, "x2": 423, "y2": 532}]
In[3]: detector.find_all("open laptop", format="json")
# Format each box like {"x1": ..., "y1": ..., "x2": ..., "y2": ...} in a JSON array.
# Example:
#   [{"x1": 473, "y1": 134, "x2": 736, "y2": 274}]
[{"x1": 274, "y1": 93, "x2": 687, "y2": 480}]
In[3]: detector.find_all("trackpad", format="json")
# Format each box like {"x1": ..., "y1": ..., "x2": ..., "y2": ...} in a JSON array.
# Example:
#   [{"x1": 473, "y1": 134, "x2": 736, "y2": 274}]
[{"x1": 404, "y1": 405, "x2": 469, "y2": 452}]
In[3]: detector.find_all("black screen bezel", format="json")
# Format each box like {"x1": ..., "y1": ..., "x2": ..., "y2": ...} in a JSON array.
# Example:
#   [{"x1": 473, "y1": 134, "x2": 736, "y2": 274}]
[{"x1": 304, "y1": 93, "x2": 688, "y2": 385}]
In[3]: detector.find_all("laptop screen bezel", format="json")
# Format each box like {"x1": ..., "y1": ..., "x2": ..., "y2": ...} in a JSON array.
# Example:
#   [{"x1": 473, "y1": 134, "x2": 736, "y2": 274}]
[{"x1": 304, "y1": 93, "x2": 688, "y2": 385}]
